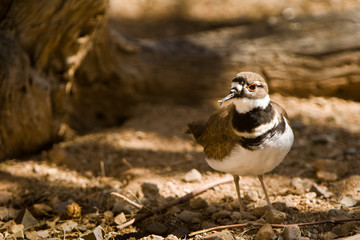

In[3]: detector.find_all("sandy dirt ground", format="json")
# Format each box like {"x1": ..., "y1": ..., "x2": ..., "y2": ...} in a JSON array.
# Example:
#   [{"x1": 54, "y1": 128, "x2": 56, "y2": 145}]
[{"x1": 1, "y1": 94, "x2": 360, "y2": 239}]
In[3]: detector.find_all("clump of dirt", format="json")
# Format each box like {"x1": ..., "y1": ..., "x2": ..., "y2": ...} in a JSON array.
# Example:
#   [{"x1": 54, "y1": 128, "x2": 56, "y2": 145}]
[{"x1": 1, "y1": 94, "x2": 360, "y2": 239}]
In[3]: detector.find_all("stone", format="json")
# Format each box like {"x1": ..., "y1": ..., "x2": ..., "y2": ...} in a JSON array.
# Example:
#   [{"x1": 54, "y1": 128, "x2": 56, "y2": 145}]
[
  {"x1": 323, "y1": 232, "x2": 337, "y2": 240},
  {"x1": 316, "y1": 171, "x2": 338, "y2": 181},
  {"x1": 328, "y1": 209, "x2": 352, "y2": 219},
  {"x1": 202, "y1": 230, "x2": 235, "y2": 240},
  {"x1": 142, "y1": 183, "x2": 160, "y2": 200},
  {"x1": 172, "y1": 227, "x2": 190, "y2": 238},
  {"x1": 340, "y1": 195, "x2": 357, "y2": 207},
  {"x1": 103, "y1": 210, "x2": 113, "y2": 219},
  {"x1": 312, "y1": 159, "x2": 348, "y2": 181},
  {"x1": 177, "y1": 210, "x2": 202, "y2": 223},
  {"x1": 61, "y1": 220, "x2": 78, "y2": 232},
  {"x1": 165, "y1": 234, "x2": 179, "y2": 240},
  {"x1": 0, "y1": 191, "x2": 12, "y2": 204},
  {"x1": 254, "y1": 206, "x2": 268, "y2": 217},
  {"x1": 0, "y1": 207, "x2": 19, "y2": 220},
  {"x1": 14, "y1": 209, "x2": 37, "y2": 228},
  {"x1": 255, "y1": 224, "x2": 276, "y2": 240},
  {"x1": 146, "y1": 222, "x2": 168, "y2": 235},
  {"x1": 304, "y1": 192, "x2": 317, "y2": 200},
  {"x1": 283, "y1": 225, "x2": 301, "y2": 240},
  {"x1": 10, "y1": 223, "x2": 24, "y2": 238},
  {"x1": 114, "y1": 212, "x2": 127, "y2": 225},
  {"x1": 244, "y1": 190, "x2": 259, "y2": 202},
  {"x1": 291, "y1": 178, "x2": 312, "y2": 194},
  {"x1": 183, "y1": 169, "x2": 202, "y2": 182},
  {"x1": 265, "y1": 209, "x2": 286, "y2": 224},
  {"x1": 189, "y1": 198, "x2": 208, "y2": 209},
  {"x1": 202, "y1": 221, "x2": 218, "y2": 229},
  {"x1": 212, "y1": 210, "x2": 232, "y2": 220},
  {"x1": 141, "y1": 235, "x2": 164, "y2": 240},
  {"x1": 331, "y1": 222, "x2": 356, "y2": 237},
  {"x1": 37, "y1": 230, "x2": 50, "y2": 238},
  {"x1": 30, "y1": 203, "x2": 52, "y2": 218},
  {"x1": 310, "y1": 184, "x2": 332, "y2": 198},
  {"x1": 80, "y1": 225, "x2": 106, "y2": 240}
]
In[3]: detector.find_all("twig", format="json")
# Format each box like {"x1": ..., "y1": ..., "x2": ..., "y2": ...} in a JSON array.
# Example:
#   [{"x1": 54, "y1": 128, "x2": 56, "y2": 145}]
[
  {"x1": 114, "y1": 176, "x2": 234, "y2": 229},
  {"x1": 100, "y1": 160, "x2": 106, "y2": 177},
  {"x1": 111, "y1": 192, "x2": 143, "y2": 209},
  {"x1": 188, "y1": 217, "x2": 360, "y2": 237}
]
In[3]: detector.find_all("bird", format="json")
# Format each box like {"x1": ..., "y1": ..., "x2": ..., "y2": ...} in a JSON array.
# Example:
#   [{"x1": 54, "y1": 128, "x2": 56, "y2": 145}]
[{"x1": 188, "y1": 71, "x2": 294, "y2": 217}]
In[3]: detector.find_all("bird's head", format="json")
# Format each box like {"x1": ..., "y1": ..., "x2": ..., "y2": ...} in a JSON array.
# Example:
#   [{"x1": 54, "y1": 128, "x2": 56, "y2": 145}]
[{"x1": 218, "y1": 72, "x2": 270, "y2": 113}]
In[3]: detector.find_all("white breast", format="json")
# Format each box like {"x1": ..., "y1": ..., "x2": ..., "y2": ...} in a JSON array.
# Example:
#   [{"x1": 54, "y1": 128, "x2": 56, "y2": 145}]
[{"x1": 206, "y1": 118, "x2": 294, "y2": 176}]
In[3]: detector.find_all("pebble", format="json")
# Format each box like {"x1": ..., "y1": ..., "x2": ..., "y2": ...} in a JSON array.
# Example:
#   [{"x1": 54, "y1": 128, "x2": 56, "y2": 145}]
[
  {"x1": 283, "y1": 225, "x2": 301, "y2": 240},
  {"x1": 304, "y1": 192, "x2": 317, "y2": 200},
  {"x1": 183, "y1": 169, "x2": 202, "y2": 182},
  {"x1": 323, "y1": 232, "x2": 337, "y2": 240},
  {"x1": 255, "y1": 224, "x2": 276, "y2": 240},
  {"x1": 212, "y1": 210, "x2": 232, "y2": 220},
  {"x1": 142, "y1": 183, "x2": 160, "y2": 200},
  {"x1": 202, "y1": 221, "x2": 217, "y2": 229},
  {"x1": 328, "y1": 209, "x2": 352, "y2": 219},
  {"x1": 165, "y1": 234, "x2": 179, "y2": 240},
  {"x1": 14, "y1": 208, "x2": 37, "y2": 228},
  {"x1": 0, "y1": 207, "x2": 19, "y2": 220},
  {"x1": 264, "y1": 209, "x2": 286, "y2": 224},
  {"x1": 66, "y1": 202, "x2": 82, "y2": 218},
  {"x1": 80, "y1": 225, "x2": 106, "y2": 240},
  {"x1": 37, "y1": 230, "x2": 50, "y2": 238},
  {"x1": 331, "y1": 222, "x2": 356, "y2": 237},
  {"x1": 202, "y1": 230, "x2": 235, "y2": 240},
  {"x1": 177, "y1": 210, "x2": 202, "y2": 223},
  {"x1": 310, "y1": 183, "x2": 332, "y2": 198},
  {"x1": 103, "y1": 210, "x2": 113, "y2": 219},
  {"x1": 340, "y1": 195, "x2": 357, "y2": 207},
  {"x1": 30, "y1": 203, "x2": 52, "y2": 217},
  {"x1": 146, "y1": 222, "x2": 168, "y2": 235},
  {"x1": 244, "y1": 190, "x2": 259, "y2": 202},
  {"x1": 189, "y1": 198, "x2": 208, "y2": 209},
  {"x1": 172, "y1": 226, "x2": 190, "y2": 238},
  {"x1": 291, "y1": 177, "x2": 312, "y2": 194},
  {"x1": 312, "y1": 159, "x2": 348, "y2": 181},
  {"x1": 253, "y1": 206, "x2": 267, "y2": 217},
  {"x1": 61, "y1": 220, "x2": 78, "y2": 232},
  {"x1": 0, "y1": 191, "x2": 12, "y2": 204},
  {"x1": 114, "y1": 212, "x2": 127, "y2": 225},
  {"x1": 141, "y1": 235, "x2": 164, "y2": 240}
]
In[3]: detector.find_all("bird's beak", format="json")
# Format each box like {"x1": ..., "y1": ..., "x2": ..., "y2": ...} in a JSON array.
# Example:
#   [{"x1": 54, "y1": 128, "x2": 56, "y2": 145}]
[{"x1": 218, "y1": 92, "x2": 236, "y2": 106}]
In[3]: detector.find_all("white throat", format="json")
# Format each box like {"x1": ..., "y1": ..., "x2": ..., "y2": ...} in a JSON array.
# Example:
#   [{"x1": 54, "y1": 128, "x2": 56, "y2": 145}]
[{"x1": 232, "y1": 94, "x2": 270, "y2": 113}]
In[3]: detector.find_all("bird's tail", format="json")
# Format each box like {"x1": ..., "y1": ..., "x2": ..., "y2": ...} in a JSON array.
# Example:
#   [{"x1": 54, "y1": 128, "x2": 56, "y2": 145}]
[{"x1": 187, "y1": 121, "x2": 207, "y2": 140}]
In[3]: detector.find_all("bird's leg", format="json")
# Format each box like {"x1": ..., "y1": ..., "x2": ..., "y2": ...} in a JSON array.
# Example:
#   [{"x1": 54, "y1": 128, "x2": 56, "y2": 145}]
[
  {"x1": 258, "y1": 175, "x2": 274, "y2": 211},
  {"x1": 233, "y1": 175, "x2": 244, "y2": 214}
]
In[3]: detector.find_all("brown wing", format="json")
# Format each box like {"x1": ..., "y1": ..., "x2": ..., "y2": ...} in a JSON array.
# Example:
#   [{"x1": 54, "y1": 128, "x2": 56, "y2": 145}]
[
  {"x1": 271, "y1": 101, "x2": 289, "y2": 119},
  {"x1": 194, "y1": 104, "x2": 237, "y2": 160}
]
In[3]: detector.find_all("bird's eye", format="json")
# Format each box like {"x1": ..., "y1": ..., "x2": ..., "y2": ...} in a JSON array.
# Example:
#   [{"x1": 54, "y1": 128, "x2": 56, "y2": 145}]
[{"x1": 247, "y1": 83, "x2": 257, "y2": 92}]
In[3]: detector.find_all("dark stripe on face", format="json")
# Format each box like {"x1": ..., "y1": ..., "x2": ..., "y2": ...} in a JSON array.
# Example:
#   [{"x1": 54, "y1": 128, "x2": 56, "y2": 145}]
[
  {"x1": 238, "y1": 117, "x2": 286, "y2": 151},
  {"x1": 232, "y1": 104, "x2": 274, "y2": 133},
  {"x1": 232, "y1": 76, "x2": 246, "y2": 84}
]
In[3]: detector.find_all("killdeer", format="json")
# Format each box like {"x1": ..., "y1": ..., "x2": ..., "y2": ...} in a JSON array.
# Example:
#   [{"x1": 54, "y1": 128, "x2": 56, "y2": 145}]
[{"x1": 188, "y1": 72, "x2": 294, "y2": 216}]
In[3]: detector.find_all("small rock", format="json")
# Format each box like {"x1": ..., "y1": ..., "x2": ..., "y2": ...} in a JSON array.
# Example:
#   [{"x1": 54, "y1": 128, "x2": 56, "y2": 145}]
[
  {"x1": 103, "y1": 210, "x2": 113, "y2": 219},
  {"x1": 142, "y1": 183, "x2": 160, "y2": 200},
  {"x1": 310, "y1": 184, "x2": 332, "y2": 198},
  {"x1": 244, "y1": 190, "x2": 259, "y2": 202},
  {"x1": 15, "y1": 208, "x2": 37, "y2": 228},
  {"x1": 291, "y1": 178, "x2": 312, "y2": 194},
  {"x1": 206, "y1": 205, "x2": 218, "y2": 214},
  {"x1": 165, "y1": 234, "x2": 179, "y2": 240},
  {"x1": 231, "y1": 211, "x2": 242, "y2": 221},
  {"x1": 331, "y1": 222, "x2": 356, "y2": 237},
  {"x1": 202, "y1": 221, "x2": 218, "y2": 229},
  {"x1": 323, "y1": 231, "x2": 337, "y2": 240},
  {"x1": 114, "y1": 212, "x2": 127, "y2": 225},
  {"x1": 316, "y1": 171, "x2": 338, "y2": 181},
  {"x1": 255, "y1": 224, "x2": 276, "y2": 240},
  {"x1": 202, "y1": 230, "x2": 235, "y2": 240},
  {"x1": 172, "y1": 227, "x2": 190, "y2": 238},
  {"x1": 37, "y1": 230, "x2": 50, "y2": 238},
  {"x1": 283, "y1": 225, "x2": 301, "y2": 240},
  {"x1": 310, "y1": 134, "x2": 335, "y2": 144},
  {"x1": 10, "y1": 224, "x2": 24, "y2": 238},
  {"x1": 61, "y1": 220, "x2": 78, "y2": 232},
  {"x1": 0, "y1": 207, "x2": 19, "y2": 220},
  {"x1": 66, "y1": 202, "x2": 82, "y2": 218},
  {"x1": 328, "y1": 209, "x2": 352, "y2": 219},
  {"x1": 212, "y1": 210, "x2": 232, "y2": 220},
  {"x1": 183, "y1": 169, "x2": 202, "y2": 182},
  {"x1": 80, "y1": 225, "x2": 106, "y2": 240},
  {"x1": 265, "y1": 209, "x2": 286, "y2": 224},
  {"x1": 142, "y1": 235, "x2": 165, "y2": 240},
  {"x1": 253, "y1": 206, "x2": 268, "y2": 217},
  {"x1": 146, "y1": 222, "x2": 168, "y2": 235},
  {"x1": 340, "y1": 195, "x2": 357, "y2": 207},
  {"x1": 177, "y1": 210, "x2": 202, "y2": 223},
  {"x1": 30, "y1": 203, "x2": 52, "y2": 217},
  {"x1": 0, "y1": 191, "x2": 12, "y2": 204},
  {"x1": 346, "y1": 147, "x2": 357, "y2": 155},
  {"x1": 25, "y1": 231, "x2": 38, "y2": 240},
  {"x1": 312, "y1": 159, "x2": 348, "y2": 181},
  {"x1": 189, "y1": 198, "x2": 208, "y2": 209},
  {"x1": 304, "y1": 192, "x2": 317, "y2": 200}
]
